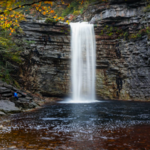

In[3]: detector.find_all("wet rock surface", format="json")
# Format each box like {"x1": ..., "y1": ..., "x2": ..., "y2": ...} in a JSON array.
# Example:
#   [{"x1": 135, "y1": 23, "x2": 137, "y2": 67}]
[
  {"x1": 0, "y1": 100, "x2": 150, "y2": 149},
  {"x1": 0, "y1": 100, "x2": 21, "y2": 113},
  {"x1": 0, "y1": 80, "x2": 55, "y2": 114}
]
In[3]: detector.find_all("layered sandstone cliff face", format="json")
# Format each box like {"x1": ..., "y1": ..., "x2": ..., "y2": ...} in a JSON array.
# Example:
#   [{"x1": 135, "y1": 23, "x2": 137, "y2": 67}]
[
  {"x1": 18, "y1": 0, "x2": 150, "y2": 101},
  {"x1": 18, "y1": 22, "x2": 70, "y2": 97}
]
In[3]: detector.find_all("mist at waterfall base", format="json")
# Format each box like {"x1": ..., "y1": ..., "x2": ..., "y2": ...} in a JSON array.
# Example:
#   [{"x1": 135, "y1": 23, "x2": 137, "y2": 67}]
[{"x1": 61, "y1": 22, "x2": 99, "y2": 103}]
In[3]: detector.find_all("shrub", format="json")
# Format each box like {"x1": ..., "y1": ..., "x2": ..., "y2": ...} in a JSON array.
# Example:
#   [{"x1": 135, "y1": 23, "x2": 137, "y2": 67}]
[
  {"x1": 0, "y1": 29, "x2": 23, "y2": 85},
  {"x1": 45, "y1": 18, "x2": 58, "y2": 24},
  {"x1": 73, "y1": 10, "x2": 80, "y2": 16},
  {"x1": 144, "y1": 4, "x2": 150, "y2": 12}
]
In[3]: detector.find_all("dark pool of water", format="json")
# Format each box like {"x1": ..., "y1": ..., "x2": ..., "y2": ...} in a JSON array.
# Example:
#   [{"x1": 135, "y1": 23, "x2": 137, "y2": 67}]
[{"x1": 1, "y1": 100, "x2": 150, "y2": 150}]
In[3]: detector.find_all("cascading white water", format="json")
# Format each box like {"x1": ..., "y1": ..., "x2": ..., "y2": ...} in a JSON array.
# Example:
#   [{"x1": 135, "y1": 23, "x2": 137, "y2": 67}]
[{"x1": 70, "y1": 22, "x2": 96, "y2": 102}]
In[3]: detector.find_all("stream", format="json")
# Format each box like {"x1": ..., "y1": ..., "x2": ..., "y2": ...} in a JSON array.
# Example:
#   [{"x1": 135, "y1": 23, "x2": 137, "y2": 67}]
[{"x1": 0, "y1": 100, "x2": 150, "y2": 149}]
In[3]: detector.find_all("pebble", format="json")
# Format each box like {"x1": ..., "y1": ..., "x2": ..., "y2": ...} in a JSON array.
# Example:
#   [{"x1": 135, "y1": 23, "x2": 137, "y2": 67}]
[
  {"x1": 0, "y1": 125, "x2": 7, "y2": 130},
  {"x1": 0, "y1": 125, "x2": 3, "y2": 130}
]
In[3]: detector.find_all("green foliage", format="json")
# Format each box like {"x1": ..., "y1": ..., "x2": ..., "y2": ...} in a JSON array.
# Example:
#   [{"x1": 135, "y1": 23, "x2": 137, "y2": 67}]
[
  {"x1": 13, "y1": 79, "x2": 20, "y2": 88},
  {"x1": 99, "y1": 25, "x2": 131, "y2": 40},
  {"x1": 24, "y1": 40, "x2": 35, "y2": 46},
  {"x1": 100, "y1": 25, "x2": 124, "y2": 37},
  {"x1": 144, "y1": 4, "x2": 150, "y2": 12},
  {"x1": 129, "y1": 27, "x2": 150, "y2": 39},
  {"x1": 73, "y1": 10, "x2": 80, "y2": 16},
  {"x1": 45, "y1": 18, "x2": 58, "y2": 24},
  {"x1": 0, "y1": 62, "x2": 12, "y2": 84},
  {"x1": 124, "y1": 32, "x2": 128, "y2": 37},
  {"x1": 57, "y1": 0, "x2": 87, "y2": 17},
  {"x1": 80, "y1": 8, "x2": 84, "y2": 14},
  {"x1": 61, "y1": 3, "x2": 75, "y2": 17},
  {"x1": 53, "y1": 0, "x2": 106, "y2": 19},
  {"x1": 0, "y1": 28, "x2": 23, "y2": 84}
]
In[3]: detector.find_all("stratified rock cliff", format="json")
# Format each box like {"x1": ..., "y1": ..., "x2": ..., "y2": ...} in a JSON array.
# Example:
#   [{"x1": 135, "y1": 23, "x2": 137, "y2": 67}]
[
  {"x1": 18, "y1": 22, "x2": 70, "y2": 97},
  {"x1": 17, "y1": 0, "x2": 150, "y2": 101}
]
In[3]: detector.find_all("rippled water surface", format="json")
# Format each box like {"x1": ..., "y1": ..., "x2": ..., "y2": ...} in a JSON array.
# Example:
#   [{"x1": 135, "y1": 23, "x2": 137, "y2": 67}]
[{"x1": 1, "y1": 100, "x2": 150, "y2": 149}]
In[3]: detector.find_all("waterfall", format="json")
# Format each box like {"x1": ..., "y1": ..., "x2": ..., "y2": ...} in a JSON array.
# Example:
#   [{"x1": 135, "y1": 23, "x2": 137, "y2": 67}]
[{"x1": 70, "y1": 22, "x2": 96, "y2": 102}]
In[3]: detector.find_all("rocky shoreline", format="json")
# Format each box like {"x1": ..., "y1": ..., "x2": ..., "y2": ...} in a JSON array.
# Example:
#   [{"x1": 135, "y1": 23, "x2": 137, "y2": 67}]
[{"x1": 0, "y1": 80, "x2": 59, "y2": 116}]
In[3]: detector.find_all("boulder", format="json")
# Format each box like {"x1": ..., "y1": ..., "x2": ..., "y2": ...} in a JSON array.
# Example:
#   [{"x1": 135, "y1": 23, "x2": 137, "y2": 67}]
[
  {"x1": 3, "y1": 83, "x2": 13, "y2": 89},
  {"x1": 0, "y1": 125, "x2": 7, "y2": 130},
  {"x1": 2, "y1": 93, "x2": 12, "y2": 97},
  {"x1": 15, "y1": 101, "x2": 29, "y2": 109},
  {"x1": 17, "y1": 91, "x2": 27, "y2": 97},
  {"x1": 12, "y1": 87, "x2": 19, "y2": 91},
  {"x1": 26, "y1": 97, "x2": 33, "y2": 100},
  {"x1": 0, "y1": 87, "x2": 11, "y2": 94},
  {"x1": 0, "y1": 100, "x2": 21, "y2": 113},
  {"x1": 18, "y1": 98, "x2": 30, "y2": 102},
  {"x1": 0, "y1": 111, "x2": 6, "y2": 116},
  {"x1": 0, "y1": 83, "x2": 3, "y2": 87},
  {"x1": 29, "y1": 102, "x2": 37, "y2": 108},
  {"x1": 14, "y1": 99, "x2": 37, "y2": 109}
]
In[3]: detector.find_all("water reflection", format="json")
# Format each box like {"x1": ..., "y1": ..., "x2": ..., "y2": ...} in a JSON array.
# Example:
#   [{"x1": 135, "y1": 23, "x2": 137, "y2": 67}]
[{"x1": 0, "y1": 100, "x2": 150, "y2": 149}]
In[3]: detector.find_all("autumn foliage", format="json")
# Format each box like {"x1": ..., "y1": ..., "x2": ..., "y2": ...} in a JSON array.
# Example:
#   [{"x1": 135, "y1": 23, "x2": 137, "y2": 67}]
[
  {"x1": 0, "y1": 0, "x2": 70, "y2": 35},
  {"x1": 0, "y1": 0, "x2": 90, "y2": 35}
]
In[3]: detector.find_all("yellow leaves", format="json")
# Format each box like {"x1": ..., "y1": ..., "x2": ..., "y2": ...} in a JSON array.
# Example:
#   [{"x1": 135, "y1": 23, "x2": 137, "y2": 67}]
[
  {"x1": 39, "y1": 2, "x2": 42, "y2": 7},
  {"x1": 58, "y1": 17, "x2": 64, "y2": 21},
  {"x1": 66, "y1": 20, "x2": 69, "y2": 24},
  {"x1": 44, "y1": 1, "x2": 53, "y2": 6},
  {"x1": 7, "y1": 23, "x2": 10, "y2": 28},
  {"x1": 0, "y1": 1, "x2": 25, "y2": 36},
  {"x1": 11, "y1": 28, "x2": 15, "y2": 33},
  {"x1": 50, "y1": 10, "x2": 54, "y2": 13},
  {"x1": 0, "y1": 37, "x2": 10, "y2": 47},
  {"x1": 4, "y1": 10, "x2": 8, "y2": 15},
  {"x1": 43, "y1": 12, "x2": 46, "y2": 15},
  {"x1": 81, "y1": 0, "x2": 84, "y2": 5},
  {"x1": 50, "y1": 2, "x2": 53, "y2": 6},
  {"x1": 32, "y1": 4, "x2": 37, "y2": 7},
  {"x1": 0, "y1": 10, "x2": 25, "y2": 34},
  {"x1": 61, "y1": 0, "x2": 65, "y2": 4},
  {"x1": 10, "y1": 15, "x2": 14, "y2": 18}
]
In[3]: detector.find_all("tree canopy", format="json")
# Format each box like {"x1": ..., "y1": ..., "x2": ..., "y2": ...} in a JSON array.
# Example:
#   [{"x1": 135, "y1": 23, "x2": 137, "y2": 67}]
[
  {"x1": 0, "y1": 1, "x2": 58, "y2": 34},
  {"x1": 0, "y1": 0, "x2": 88, "y2": 33}
]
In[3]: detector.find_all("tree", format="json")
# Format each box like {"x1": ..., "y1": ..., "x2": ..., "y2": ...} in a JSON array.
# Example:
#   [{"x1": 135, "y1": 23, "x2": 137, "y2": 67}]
[{"x1": 0, "y1": 0, "x2": 80, "y2": 33}]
